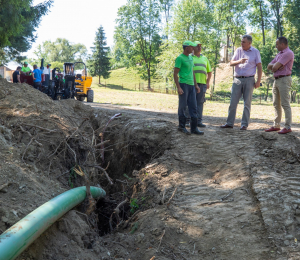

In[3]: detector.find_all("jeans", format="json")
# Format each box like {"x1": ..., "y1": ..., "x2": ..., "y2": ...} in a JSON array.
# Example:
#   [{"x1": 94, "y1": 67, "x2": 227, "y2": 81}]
[
  {"x1": 178, "y1": 83, "x2": 197, "y2": 121},
  {"x1": 185, "y1": 83, "x2": 207, "y2": 123}
]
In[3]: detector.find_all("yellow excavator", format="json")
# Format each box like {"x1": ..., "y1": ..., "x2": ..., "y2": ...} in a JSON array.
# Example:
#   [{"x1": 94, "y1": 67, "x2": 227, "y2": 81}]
[{"x1": 73, "y1": 62, "x2": 93, "y2": 102}]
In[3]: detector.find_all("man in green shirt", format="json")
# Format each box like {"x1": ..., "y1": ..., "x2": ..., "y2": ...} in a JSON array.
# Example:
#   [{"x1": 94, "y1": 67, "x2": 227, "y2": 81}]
[
  {"x1": 185, "y1": 41, "x2": 212, "y2": 127},
  {"x1": 174, "y1": 41, "x2": 204, "y2": 135},
  {"x1": 21, "y1": 61, "x2": 32, "y2": 75}
]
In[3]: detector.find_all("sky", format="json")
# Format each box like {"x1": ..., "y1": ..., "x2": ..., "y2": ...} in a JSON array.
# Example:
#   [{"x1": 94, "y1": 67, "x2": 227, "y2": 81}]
[{"x1": 25, "y1": 0, "x2": 128, "y2": 58}]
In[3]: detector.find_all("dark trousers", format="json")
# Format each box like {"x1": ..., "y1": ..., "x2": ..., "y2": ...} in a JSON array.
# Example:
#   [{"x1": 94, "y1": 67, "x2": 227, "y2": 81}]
[
  {"x1": 185, "y1": 83, "x2": 207, "y2": 123},
  {"x1": 178, "y1": 83, "x2": 197, "y2": 127},
  {"x1": 34, "y1": 82, "x2": 42, "y2": 91}
]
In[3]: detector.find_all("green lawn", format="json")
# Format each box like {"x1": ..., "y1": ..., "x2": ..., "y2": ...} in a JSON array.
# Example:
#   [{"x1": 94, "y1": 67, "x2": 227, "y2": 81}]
[{"x1": 92, "y1": 83, "x2": 300, "y2": 123}]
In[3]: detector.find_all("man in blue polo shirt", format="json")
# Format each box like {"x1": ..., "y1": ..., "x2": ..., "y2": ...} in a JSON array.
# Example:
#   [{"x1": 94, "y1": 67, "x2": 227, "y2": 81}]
[{"x1": 32, "y1": 65, "x2": 43, "y2": 91}]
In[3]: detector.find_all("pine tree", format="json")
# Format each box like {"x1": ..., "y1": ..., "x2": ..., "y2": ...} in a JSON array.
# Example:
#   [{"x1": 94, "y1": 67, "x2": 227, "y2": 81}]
[{"x1": 88, "y1": 26, "x2": 111, "y2": 84}]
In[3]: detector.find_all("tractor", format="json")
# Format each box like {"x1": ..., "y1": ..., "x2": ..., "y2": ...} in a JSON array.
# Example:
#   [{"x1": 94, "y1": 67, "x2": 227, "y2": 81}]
[{"x1": 20, "y1": 59, "x2": 94, "y2": 102}]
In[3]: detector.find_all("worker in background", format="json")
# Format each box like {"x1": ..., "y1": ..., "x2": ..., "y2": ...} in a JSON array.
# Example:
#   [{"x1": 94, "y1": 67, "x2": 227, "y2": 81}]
[
  {"x1": 21, "y1": 61, "x2": 32, "y2": 75},
  {"x1": 185, "y1": 41, "x2": 212, "y2": 128},
  {"x1": 12, "y1": 66, "x2": 22, "y2": 83},
  {"x1": 32, "y1": 65, "x2": 43, "y2": 91},
  {"x1": 174, "y1": 40, "x2": 204, "y2": 135}
]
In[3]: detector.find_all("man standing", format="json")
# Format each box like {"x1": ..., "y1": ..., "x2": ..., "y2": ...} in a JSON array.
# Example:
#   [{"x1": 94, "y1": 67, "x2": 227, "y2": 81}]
[
  {"x1": 174, "y1": 41, "x2": 204, "y2": 135},
  {"x1": 185, "y1": 40, "x2": 212, "y2": 127},
  {"x1": 12, "y1": 66, "x2": 22, "y2": 83},
  {"x1": 32, "y1": 65, "x2": 43, "y2": 91},
  {"x1": 220, "y1": 35, "x2": 262, "y2": 130},
  {"x1": 21, "y1": 61, "x2": 32, "y2": 75},
  {"x1": 265, "y1": 37, "x2": 294, "y2": 134}
]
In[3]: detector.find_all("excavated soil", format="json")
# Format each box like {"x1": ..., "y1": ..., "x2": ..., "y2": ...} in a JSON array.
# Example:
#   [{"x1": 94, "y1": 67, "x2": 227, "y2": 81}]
[{"x1": 1, "y1": 78, "x2": 300, "y2": 260}]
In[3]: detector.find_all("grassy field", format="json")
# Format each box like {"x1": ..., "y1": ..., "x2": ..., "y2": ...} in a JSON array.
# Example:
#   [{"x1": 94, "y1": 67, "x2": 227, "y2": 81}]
[{"x1": 92, "y1": 82, "x2": 300, "y2": 123}]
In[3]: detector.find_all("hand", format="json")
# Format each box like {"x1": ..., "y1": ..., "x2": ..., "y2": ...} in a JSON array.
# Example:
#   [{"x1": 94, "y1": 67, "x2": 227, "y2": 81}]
[
  {"x1": 278, "y1": 65, "x2": 285, "y2": 71},
  {"x1": 206, "y1": 83, "x2": 210, "y2": 90},
  {"x1": 178, "y1": 87, "x2": 184, "y2": 95},
  {"x1": 195, "y1": 86, "x2": 200, "y2": 93},
  {"x1": 239, "y1": 58, "x2": 248, "y2": 64},
  {"x1": 254, "y1": 82, "x2": 260, "y2": 89}
]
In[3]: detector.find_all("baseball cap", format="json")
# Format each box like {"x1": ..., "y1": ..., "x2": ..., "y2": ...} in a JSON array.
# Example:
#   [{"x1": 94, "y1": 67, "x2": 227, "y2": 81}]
[
  {"x1": 194, "y1": 41, "x2": 202, "y2": 45},
  {"x1": 24, "y1": 61, "x2": 28, "y2": 65},
  {"x1": 183, "y1": 41, "x2": 197, "y2": 47}
]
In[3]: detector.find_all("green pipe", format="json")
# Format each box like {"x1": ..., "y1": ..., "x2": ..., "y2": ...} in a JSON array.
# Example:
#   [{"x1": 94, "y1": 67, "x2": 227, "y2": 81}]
[{"x1": 0, "y1": 186, "x2": 106, "y2": 260}]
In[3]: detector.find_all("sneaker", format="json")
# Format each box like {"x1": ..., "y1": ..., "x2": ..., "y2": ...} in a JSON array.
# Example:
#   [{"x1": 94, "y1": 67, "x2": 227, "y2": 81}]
[
  {"x1": 278, "y1": 128, "x2": 292, "y2": 134},
  {"x1": 265, "y1": 126, "x2": 280, "y2": 132},
  {"x1": 197, "y1": 123, "x2": 206, "y2": 127}
]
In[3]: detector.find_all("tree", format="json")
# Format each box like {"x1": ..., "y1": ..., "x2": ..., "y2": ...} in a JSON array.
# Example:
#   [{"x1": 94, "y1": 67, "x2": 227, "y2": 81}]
[
  {"x1": 88, "y1": 26, "x2": 111, "y2": 84},
  {"x1": 32, "y1": 38, "x2": 88, "y2": 65},
  {"x1": 0, "y1": 0, "x2": 53, "y2": 63},
  {"x1": 115, "y1": 0, "x2": 162, "y2": 89}
]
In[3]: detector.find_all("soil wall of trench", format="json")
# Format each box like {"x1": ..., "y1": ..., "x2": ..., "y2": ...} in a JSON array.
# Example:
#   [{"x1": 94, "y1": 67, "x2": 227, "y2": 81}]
[{"x1": 0, "y1": 79, "x2": 173, "y2": 260}]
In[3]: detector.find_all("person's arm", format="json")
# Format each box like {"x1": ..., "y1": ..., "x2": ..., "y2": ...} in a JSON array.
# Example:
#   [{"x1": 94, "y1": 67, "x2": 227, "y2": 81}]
[
  {"x1": 32, "y1": 72, "x2": 36, "y2": 81},
  {"x1": 230, "y1": 58, "x2": 248, "y2": 66},
  {"x1": 272, "y1": 62, "x2": 284, "y2": 73},
  {"x1": 206, "y1": 72, "x2": 212, "y2": 89},
  {"x1": 17, "y1": 74, "x2": 21, "y2": 83},
  {"x1": 174, "y1": 68, "x2": 183, "y2": 95},
  {"x1": 255, "y1": 63, "x2": 262, "y2": 89},
  {"x1": 194, "y1": 72, "x2": 200, "y2": 93},
  {"x1": 267, "y1": 63, "x2": 274, "y2": 71}
]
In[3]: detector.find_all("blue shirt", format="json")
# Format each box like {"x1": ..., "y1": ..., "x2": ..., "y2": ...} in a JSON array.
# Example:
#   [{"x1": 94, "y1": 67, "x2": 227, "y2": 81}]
[{"x1": 33, "y1": 69, "x2": 42, "y2": 82}]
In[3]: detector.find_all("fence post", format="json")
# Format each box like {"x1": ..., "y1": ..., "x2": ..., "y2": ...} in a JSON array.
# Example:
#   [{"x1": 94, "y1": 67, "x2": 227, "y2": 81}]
[{"x1": 122, "y1": 84, "x2": 123, "y2": 90}]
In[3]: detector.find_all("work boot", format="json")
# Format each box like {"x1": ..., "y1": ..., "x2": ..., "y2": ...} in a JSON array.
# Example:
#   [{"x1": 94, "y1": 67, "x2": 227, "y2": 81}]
[
  {"x1": 191, "y1": 117, "x2": 204, "y2": 135},
  {"x1": 178, "y1": 116, "x2": 191, "y2": 135},
  {"x1": 185, "y1": 118, "x2": 191, "y2": 128},
  {"x1": 197, "y1": 122, "x2": 206, "y2": 127}
]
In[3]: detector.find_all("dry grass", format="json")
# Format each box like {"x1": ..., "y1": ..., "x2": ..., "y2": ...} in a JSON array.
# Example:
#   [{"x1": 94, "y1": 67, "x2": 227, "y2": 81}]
[{"x1": 92, "y1": 84, "x2": 300, "y2": 123}]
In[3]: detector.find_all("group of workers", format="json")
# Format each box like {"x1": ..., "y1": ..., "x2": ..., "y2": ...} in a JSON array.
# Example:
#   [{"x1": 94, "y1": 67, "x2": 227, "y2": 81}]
[
  {"x1": 12, "y1": 62, "x2": 43, "y2": 90},
  {"x1": 174, "y1": 35, "x2": 294, "y2": 135}
]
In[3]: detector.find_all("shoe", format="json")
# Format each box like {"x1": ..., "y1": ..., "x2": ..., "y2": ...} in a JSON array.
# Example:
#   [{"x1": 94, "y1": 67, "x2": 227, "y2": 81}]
[
  {"x1": 191, "y1": 117, "x2": 204, "y2": 135},
  {"x1": 197, "y1": 123, "x2": 206, "y2": 127},
  {"x1": 220, "y1": 124, "x2": 233, "y2": 128},
  {"x1": 178, "y1": 127, "x2": 191, "y2": 135},
  {"x1": 185, "y1": 123, "x2": 190, "y2": 128},
  {"x1": 240, "y1": 126, "x2": 247, "y2": 130},
  {"x1": 278, "y1": 128, "x2": 292, "y2": 134},
  {"x1": 265, "y1": 126, "x2": 280, "y2": 132}
]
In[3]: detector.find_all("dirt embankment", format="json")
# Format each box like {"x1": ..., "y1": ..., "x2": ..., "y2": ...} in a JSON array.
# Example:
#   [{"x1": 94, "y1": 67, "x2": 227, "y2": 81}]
[{"x1": 2, "y1": 78, "x2": 300, "y2": 260}]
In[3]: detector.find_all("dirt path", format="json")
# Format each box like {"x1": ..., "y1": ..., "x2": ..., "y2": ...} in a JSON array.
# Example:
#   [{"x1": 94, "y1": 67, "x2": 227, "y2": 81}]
[{"x1": 88, "y1": 102, "x2": 300, "y2": 260}]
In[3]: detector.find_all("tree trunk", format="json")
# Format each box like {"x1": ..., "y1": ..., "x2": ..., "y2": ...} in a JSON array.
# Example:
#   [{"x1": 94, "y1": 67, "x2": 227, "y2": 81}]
[
  {"x1": 226, "y1": 34, "x2": 230, "y2": 63},
  {"x1": 259, "y1": 1, "x2": 265, "y2": 45},
  {"x1": 99, "y1": 75, "x2": 101, "y2": 84},
  {"x1": 147, "y1": 65, "x2": 151, "y2": 90},
  {"x1": 265, "y1": 84, "x2": 270, "y2": 101}
]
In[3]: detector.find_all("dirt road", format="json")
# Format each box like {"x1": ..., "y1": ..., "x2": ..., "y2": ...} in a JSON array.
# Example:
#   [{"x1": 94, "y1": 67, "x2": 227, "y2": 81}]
[{"x1": 88, "y1": 103, "x2": 300, "y2": 260}]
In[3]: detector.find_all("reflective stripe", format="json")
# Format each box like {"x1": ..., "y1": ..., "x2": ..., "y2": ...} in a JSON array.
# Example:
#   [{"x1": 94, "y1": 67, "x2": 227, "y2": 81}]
[
  {"x1": 194, "y1": 70, "x2": 207, "y2": 75},
  {"x1": 194, "y1": 63, "x2": 206, "y2": 68}
]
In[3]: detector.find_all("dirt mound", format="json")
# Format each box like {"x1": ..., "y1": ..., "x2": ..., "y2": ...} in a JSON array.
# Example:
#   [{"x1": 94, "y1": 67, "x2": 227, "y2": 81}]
[{"x1": 0, "y1": 79, "x2": 173, "y2": 259}]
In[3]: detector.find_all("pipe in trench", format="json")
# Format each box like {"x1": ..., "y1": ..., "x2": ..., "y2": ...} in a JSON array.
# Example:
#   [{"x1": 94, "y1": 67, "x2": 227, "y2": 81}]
[{"x1": 0, "y1": 186, "x2": 106, "y2": 260}]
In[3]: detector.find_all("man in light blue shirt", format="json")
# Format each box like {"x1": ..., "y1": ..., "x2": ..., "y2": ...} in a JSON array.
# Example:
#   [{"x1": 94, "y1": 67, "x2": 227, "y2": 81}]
[{"x1": 32, "y1": 65, "x2": 43, "y2": 91}]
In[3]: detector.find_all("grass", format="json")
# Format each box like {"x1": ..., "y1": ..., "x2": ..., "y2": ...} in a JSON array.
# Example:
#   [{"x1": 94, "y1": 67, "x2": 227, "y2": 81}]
[
  {"x1": 92, "y1": 68, "x2": 300, "y2": 122},
  {"x1": 92, "y1": 81, "x2": 300, "y2": 123}
]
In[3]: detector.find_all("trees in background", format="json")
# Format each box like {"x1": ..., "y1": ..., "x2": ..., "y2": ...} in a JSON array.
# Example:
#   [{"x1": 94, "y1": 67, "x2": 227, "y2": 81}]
[
  {"x1": 29, "y1": 38, "x2": 88, "y2": 70},
  {"x1": 0, "y1": 0, "x2": 53, "y2": 64},
  {"x1": 114, "y1": 0, "x2": 162, "y2": 89},
  {"x1": 88, "y1": 26, "x2": 111, "y2": 84}
]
